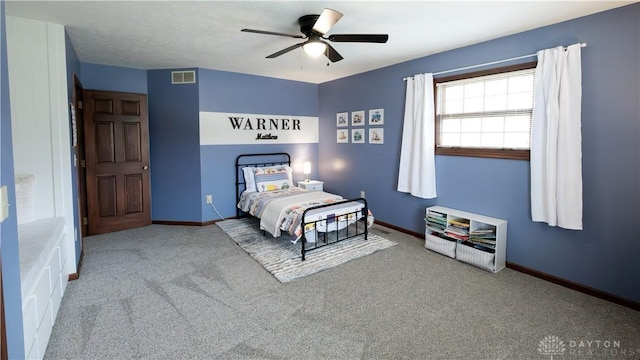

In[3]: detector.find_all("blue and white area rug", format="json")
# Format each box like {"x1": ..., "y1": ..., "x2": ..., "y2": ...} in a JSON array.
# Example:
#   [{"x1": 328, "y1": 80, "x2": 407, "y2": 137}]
[{"x1": 217, "y1": 217, "x2": 397, "y2": 283}]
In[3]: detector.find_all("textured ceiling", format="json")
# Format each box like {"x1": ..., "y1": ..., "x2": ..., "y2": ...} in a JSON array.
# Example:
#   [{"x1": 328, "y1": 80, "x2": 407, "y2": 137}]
[{"x1": 5, "y1": 1, "x2": 635, "y2": 84}]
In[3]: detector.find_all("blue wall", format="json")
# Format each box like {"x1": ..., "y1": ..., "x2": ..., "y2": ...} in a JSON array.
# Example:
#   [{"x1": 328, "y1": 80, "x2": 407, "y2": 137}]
[
  {"x1": 81, "y1": 62, "x2": 148, "y2": 94},
  {"x1": 198, "y1": 69, "x2": 319, "y2": 222},
  {"x1": 318, "y1": 4, "x2": 640, "y2": 303},
  {"x1": 147, "y1": 69, "x2": 202, "y2": 222},
  {"x1": 77, "y1": 66, "x2": 320, "y2": 223},
  {"x1": 1, "y1": 2, "x2": 25, "y2": 358}
]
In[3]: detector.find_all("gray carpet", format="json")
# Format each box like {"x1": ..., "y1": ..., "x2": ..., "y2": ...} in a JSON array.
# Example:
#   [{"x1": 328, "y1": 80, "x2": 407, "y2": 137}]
[
  {"x1": 44, "y1": 223, "x2": 640, "y2": 360},
  {"x1": 217, "y1": 217, "x2": 397, "y2": 283}
]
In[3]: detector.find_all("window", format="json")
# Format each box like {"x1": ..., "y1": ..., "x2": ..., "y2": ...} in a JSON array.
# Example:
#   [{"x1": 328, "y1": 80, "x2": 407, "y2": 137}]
[{"x1": 434, "y1": 62, "x2": 536, "y2": 160}]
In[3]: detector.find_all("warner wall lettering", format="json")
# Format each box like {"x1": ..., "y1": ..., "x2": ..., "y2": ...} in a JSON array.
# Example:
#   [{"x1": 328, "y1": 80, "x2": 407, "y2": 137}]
[{"x1": 199, "y1": 111, "x2": 319, "y2": 145}]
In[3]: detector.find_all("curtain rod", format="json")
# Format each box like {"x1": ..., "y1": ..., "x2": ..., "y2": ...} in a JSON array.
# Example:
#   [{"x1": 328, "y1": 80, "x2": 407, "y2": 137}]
[{"x1": 403, "y1": 42, "x2": 587, "y2": 81}]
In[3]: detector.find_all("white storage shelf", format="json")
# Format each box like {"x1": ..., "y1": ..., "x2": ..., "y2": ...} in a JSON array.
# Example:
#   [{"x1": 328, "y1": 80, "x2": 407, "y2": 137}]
[{"x1": 425, "y1": 206, "x2": 507, "y2": 273}]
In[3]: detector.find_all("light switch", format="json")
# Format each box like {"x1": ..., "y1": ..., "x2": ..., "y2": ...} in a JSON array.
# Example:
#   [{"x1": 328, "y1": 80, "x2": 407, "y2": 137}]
[{"x1": 1, "y1": 186, "x2": 9, "y2": 222}]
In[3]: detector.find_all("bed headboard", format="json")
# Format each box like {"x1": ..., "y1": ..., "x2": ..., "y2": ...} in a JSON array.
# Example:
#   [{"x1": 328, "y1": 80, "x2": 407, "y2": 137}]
[{"x1": 235, "y1": 153, "x2": 291, "y2": 217}]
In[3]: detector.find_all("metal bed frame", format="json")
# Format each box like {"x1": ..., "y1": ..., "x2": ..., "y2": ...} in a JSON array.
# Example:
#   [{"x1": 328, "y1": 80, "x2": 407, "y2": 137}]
[{"x1": 235, "y1": 153, "x2": 369, "y2": 260}]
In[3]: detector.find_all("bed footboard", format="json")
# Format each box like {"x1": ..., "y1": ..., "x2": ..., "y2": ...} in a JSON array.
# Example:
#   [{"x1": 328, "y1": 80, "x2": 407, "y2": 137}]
[{"x1": 300, "y1": 198, "x2": 369, "y2": 261}]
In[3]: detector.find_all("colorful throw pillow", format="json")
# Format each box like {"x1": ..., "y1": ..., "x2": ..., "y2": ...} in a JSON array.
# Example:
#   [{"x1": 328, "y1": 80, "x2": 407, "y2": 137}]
[{"x1": 253, "y1": 165, "x2": 293, "y2": 192}]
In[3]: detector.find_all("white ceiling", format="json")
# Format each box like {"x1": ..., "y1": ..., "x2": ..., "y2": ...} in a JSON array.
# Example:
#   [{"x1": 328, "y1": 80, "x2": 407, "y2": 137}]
[{"x1": 5, "y1": 1, "x2": 635, "y2": 84}]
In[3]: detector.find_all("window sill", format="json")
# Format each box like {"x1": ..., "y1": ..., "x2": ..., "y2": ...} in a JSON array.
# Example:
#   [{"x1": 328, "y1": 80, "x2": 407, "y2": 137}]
[{"x1": 436, "y1": 147, "x2": 530, "y2": 160}]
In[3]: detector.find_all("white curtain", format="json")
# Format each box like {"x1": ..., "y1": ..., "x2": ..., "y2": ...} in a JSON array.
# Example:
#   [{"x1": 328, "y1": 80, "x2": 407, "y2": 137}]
[
  {"x1": 397, "y1": 73, "x2": 437, "y2": 199},
  {"x1": 530, "y1": 44, "x2": 583, "y2": 230}
]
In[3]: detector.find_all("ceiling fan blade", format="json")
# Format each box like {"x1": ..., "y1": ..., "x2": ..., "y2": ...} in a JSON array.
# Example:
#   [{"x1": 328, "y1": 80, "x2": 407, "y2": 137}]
[
  {"x1": 312, "y1": 8, "x2": 343, "y2": 35},
  {"x1": 241, "y1": 28, "x2": 304, "y2": 39},
  {"x1": 328, "y1": 34, "x2": 389, "y2": 43},
  {"x1": 325, "y1": 43, "x2": 344, "y2": 63},
  {"x1": 266, "y1": 42, "x2": 305, "y2": 58}
]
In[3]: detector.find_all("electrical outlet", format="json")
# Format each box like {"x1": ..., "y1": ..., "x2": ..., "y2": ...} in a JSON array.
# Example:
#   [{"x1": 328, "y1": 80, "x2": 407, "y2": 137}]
[
  {"x1": 205, "y1": 194, "x2": 213, "y2": 204},
  {"x1": 360, "y1": 191, "x2": 365, "y2": 198}
]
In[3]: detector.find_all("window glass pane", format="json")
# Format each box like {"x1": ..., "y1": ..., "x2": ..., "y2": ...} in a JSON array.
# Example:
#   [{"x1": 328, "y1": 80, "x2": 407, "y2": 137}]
[
  {"x1": 464, "y1": 83, "x2": 484, "y2": 98},
  {"x1": 482, "y1": 117, "x2": 504, "y2": 132},
  {"x1": 441, "y1": 133, "x2": 460, "y2": 147},
  {"x1": 445, "y1": 85, "x2": 464, "y2": 100},
  {"x1": 444, "y1": 99, "x2": 463, "y2": 114},
  {"x1": 507, "y1": 92, "x2": 533, "y2": 110},
  {"x1": 481, "y1": 133, "x2": 504, "y2": 148},
  {"x1": 463, "y1": 97, "x2": 484, "y2": 113},
  {"x1": 505, "y1": 115, "x2": 530, "y2": 132},
  {"x1": 508, "y1": 75, "x2": 534, "y2": 93},
  {"x1": 485, "y1": 79, "x2": 507, "y2": 95},
  {"x1": 460, "y1": 118, "x2": 481, "y2": 133},
  {"x1": 441, "y1": 118, "x2": 461, "y2": 132},
  {"x1": 504, "y1": 133, "x2": 530, "y2": 148},
  {"x1": 460, "y1": 133, "x2": 481, "y2": 147},
  {"x1": 485, "y1": 94, "x2": 507, "y2": 111}
]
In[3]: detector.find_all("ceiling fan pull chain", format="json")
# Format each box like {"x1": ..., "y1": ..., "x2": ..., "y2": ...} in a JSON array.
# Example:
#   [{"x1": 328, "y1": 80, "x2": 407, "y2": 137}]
[{"x1": 326, "y1": 46, "x2": 330, "y2": 66}]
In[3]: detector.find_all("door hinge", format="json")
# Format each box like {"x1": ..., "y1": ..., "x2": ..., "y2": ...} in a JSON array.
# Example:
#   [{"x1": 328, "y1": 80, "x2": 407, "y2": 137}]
[
  {"x1": 80, "y1": 160, "x2": 86, "y2": 168},
  {"x1": 77, "y1": 100, "x2": 83, "y2": 110},
  {"x1": 82, "y1": 217, "x2": 88, "y2": 225}
]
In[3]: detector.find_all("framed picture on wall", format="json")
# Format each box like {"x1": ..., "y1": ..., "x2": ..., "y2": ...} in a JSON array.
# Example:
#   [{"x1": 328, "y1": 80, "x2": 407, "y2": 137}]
[
  {"x1": 369, "y1": 128, "x2": 384, "y2": 144},
  {"x1": 337, "y1": 129, "x2": 349, "y2": 143},
  {"x1": 337, "y1": 112, "x2": 348, "y2": 127},
  {"x1": 369, "y1": 108, "x2": 384, "y2": 125},
  {"x1": 351, "y1": 128, "x2": 365, "y2": 143},
  {"x1": 351, "y1": 110, "x2": 365, "y2": 126}
]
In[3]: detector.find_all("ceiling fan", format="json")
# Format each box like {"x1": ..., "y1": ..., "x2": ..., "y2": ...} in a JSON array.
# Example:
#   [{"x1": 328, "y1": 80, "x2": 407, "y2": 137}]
[{"x1": 241, "y1": 8, "x2": 388, "y2": 63}]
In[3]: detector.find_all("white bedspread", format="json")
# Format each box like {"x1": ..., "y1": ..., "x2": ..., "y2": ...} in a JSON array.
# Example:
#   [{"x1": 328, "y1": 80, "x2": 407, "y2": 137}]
[{"x1": 259, "y1": 191, "x2": 343, "y2": 237}]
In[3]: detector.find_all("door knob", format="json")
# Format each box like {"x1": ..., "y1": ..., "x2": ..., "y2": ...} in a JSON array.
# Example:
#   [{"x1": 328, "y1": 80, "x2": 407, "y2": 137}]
[{"x1": 143, "y1": 165, "x2": 149, "y2": 170}]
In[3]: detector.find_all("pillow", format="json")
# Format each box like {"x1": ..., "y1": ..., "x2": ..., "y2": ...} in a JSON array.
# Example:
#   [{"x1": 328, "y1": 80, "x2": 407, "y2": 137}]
[
  {"x1": 242, "y1": 167, "x2": 257, "y2": 192},
  {"x1": 253, "y1": 165, "x2": 293, "y2": 192}
]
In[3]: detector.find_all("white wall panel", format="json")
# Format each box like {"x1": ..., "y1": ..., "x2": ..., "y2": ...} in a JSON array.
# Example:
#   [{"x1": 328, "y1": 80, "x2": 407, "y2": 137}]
[{"x1": 6, "y1": 16, "x2": 55, "y2": 219}]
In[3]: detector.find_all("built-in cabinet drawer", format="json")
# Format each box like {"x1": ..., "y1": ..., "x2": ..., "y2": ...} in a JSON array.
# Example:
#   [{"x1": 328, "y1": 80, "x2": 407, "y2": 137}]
[
  {"x1": 33, "y1": 268, "x2": 52, "y2": 326},
  {"x1": 22, "y1": 228, "x2": 69, "y2": 360},
  {"x1": 22, "y1": 296, "x2": 37, "y2": 357}
]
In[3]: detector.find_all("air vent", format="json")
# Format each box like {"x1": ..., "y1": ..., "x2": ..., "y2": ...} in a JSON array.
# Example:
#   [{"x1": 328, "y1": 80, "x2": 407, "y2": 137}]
[{"x1": 171, "y1": 70, "x2": 196, "y2": 84}]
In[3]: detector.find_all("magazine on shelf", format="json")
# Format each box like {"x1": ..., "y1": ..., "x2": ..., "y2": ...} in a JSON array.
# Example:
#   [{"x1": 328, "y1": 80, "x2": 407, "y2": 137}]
[{"x1": 449, "y1": 218, "x2": 470, "y2": 228}]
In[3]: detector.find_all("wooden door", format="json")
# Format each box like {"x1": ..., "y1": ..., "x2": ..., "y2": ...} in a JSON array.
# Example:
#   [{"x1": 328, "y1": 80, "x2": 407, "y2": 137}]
[{"x1": 84, "y1": 90, "x2": 151, "y2": 235}]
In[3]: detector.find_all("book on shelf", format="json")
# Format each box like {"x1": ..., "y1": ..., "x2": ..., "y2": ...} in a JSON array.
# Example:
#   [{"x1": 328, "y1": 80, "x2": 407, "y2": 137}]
[
  {"x1": 469, "y1": 229, "x2": 495, "y2": 235},
  {"x1": 445, "y1": 233, "x2": 469, "y2": 241},
  {"x1": 468, "y1": 239, "x2": 496, "y2": 248},
  {"x1": 427, "y1": 217, "x2": 447, "y2": 226},
  {"x1": 448, "y1": 218, "x2": 470, "y2": 228},
  {"x1": 427, "y1": 222, "x2": 446, "y2": 230},
  {"x1": 428, "y1": 211, "x2": 447, "y2": 219},
  {"x1": 444, "y1": 225, "x2": 468, "y2": 236},
  {"x1": 460, "y1": 240, "x2": 496, "y2": 253},
  {"x1": 428, "y1": 231, "x2": 457, "y2": 242},
  {"x1": 468, "y1": 237, "x2": 496, "y2": 244},
  {"x1": 444, "y1": 228, "x2": 469, "y2": 240},
  {"x1": 469, "y1": 233, "x2": 496, "y2": 240}
]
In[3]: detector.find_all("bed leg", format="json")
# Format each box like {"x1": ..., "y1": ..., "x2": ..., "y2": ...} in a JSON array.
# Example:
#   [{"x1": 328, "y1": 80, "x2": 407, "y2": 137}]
[{"x1": 301, "y1": 234, "x2": 306, "y2": 261}]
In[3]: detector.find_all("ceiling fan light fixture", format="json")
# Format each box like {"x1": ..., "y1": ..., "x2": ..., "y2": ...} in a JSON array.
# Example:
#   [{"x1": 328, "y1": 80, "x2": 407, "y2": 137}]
[{"x1": 303, "y1": 41, "x2": 327, "y2": 57}]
